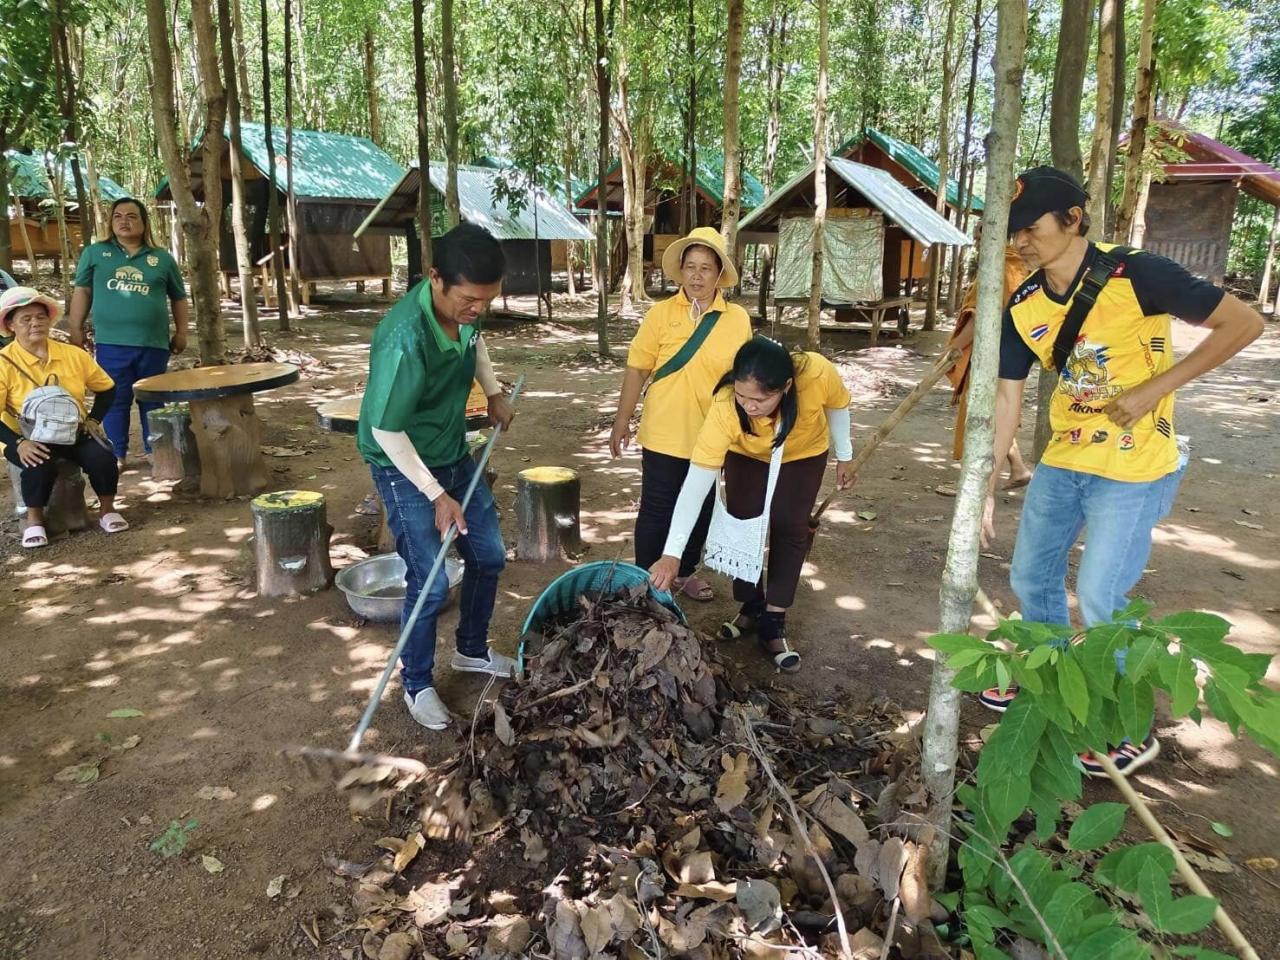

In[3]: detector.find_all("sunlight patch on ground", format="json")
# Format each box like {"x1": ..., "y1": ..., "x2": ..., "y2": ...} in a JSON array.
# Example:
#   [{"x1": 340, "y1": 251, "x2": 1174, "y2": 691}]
[
  {"x1": 1153, "y1": 523, "x2": 1279, "y2": 570},
  {"x1": 251, "y1": 793, "x2": 278, "y2": 812},
  {"x1": 834, "y1": 595, "x2": 866, "y2": 611},
  {"x1": 308, "y1": 620, "x2": 359, "y2": 642},
  {"x1": 189, "y1": 727, "x2": 219, "y2": 740}
]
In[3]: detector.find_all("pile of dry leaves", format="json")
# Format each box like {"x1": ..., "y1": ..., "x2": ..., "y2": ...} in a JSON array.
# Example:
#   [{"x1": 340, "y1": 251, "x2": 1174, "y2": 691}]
[{"x1": 316, "y1": 585, "x2": 953, "y2": 960}]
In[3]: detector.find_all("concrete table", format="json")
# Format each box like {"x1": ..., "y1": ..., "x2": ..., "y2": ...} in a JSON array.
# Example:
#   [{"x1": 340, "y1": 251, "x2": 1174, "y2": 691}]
[{"x1": 134, "y1": 362, "x2": 299, "y2": 499}]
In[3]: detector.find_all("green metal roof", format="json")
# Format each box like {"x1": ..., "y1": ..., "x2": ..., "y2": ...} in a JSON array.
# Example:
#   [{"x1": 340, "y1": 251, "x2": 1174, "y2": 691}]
[
  {"x1": 576, "y1": 148, "x2": 766, "y2": 210},
  {"x1": 234, "y1": 122, "x2": 404, "y2": 200},
  {"x1": 837, "y1": 128, "x2": 984, "y2": 212},
  {"x1": 5, "y1": 151, "x2": 129, "y2": 203}
]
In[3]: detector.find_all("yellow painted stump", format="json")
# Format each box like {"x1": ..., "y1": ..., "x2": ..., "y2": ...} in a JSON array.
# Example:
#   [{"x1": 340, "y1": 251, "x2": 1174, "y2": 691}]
[
  {"x1": 250, "y1": 490, "x2": 334, "y2": 596},
  {"x1": 515, "y1": 466, "x2": 581, "y2": 562}
]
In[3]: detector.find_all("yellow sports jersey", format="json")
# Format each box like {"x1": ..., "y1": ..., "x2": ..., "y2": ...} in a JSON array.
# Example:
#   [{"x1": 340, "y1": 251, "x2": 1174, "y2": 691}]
[
  {"x1": 690, "y1": 352, "x2": 851, "y2": 467},
  {"x1": 1000, "y1": 243, "x2": 1223, "y2": 483},
  {"x1": 627, "y1": 290, "x2": 752, "y2": 459}
]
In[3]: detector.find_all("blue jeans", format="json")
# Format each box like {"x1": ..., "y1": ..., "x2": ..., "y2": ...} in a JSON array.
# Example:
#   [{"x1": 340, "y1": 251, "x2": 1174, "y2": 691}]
[
  {"x1": 371, "y1": 455, "x2": 506, "y2": 695},
  {"x1": 95, "y1": 344, "x2": 171, "y2": 458},
  {"x1": 1010, "y1": 462, "x2": 1186, "y2": 630}
]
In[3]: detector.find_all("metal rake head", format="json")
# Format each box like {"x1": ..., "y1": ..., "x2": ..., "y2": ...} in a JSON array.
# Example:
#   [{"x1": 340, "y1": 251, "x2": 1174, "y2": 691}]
[{"x1": 282, "y1": 744, "x2": 431, "y2": 811}]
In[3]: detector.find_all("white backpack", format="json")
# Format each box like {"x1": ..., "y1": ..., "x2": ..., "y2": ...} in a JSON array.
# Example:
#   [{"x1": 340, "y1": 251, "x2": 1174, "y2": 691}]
[{"x1": 3, "y1": 356, "x2": 83, "y2": 446}]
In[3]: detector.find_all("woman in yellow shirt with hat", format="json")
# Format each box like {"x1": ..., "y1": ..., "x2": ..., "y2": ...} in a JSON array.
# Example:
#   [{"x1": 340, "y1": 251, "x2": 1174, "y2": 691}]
[
  {"x1": 609, "y1": 226, "x2": 752, "y2": 602},
  {"x1": 649, "y1": 336, "x2": 856, "y2": 671}
]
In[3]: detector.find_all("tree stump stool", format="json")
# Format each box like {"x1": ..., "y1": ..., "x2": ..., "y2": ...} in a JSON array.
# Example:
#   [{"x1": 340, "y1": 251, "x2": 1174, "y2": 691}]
[
  {"x1": 190, "y1": 395, "x2": 267, "y2": 498},
  {"x1": 9, "y1": 460, "x2": 90, "y2": 536},
  {"x1": 250, "y1": 490, "x2": 334, "y2": 596},
  {"x1": 515, "y1": 467, "x2": 582, "y2": 562},
  {"x1": 147, "y1": 403, "x2": 202, "y2": 491}
]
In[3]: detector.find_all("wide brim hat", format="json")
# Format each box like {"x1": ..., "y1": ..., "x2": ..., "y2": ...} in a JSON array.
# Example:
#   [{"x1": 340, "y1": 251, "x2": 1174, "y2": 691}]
[
  {"x1": 661, "y1": 226, "x2": 739, "y2": 289},
  {"x1": 0, "y1": 286, "x2": 63, "y2": 336}
]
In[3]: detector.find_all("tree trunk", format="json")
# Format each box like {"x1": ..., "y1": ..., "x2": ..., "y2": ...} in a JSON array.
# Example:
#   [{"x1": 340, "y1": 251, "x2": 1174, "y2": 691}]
[
  {"x1": 1037, "y1": 0, "x2": 1093, "y2": 460},
  {"x1": 757, "y1": 1, "x2": 788, "y2": 320},
  {"x1": 192, "y1": 0, "x2": 229, "y2": 361},
  {"x1": 412, "y1": 0, "x2": 434, "y2": 278},
  {"x1": 594, "y1": 0, "x2": 612, "y2": 357},
  {"x1": 284, "y1": 0, "x2": 304, "y2": 309},
  {"x1": 720, "y1": 0, "x2": 745, "y2": 268},
  {"x1": 805, "y1": 0, "x2": 829, "y2": 350},
  {"x1": 231, "y1": 0, "x2": 253, "y2": 121},
  {"x1": 1258, "y1": 205, "x2": 1280, "y2": 315},
  {"x1": 1104, "y1": 0, "x2": 1126, "y2": 235},
  {"x1": 46, "y1": 154, "x2": 74, "y2": 303},
  {"x1": 564, "y1": 147, "x2": 578, "y2": 296},
  {"x1": 682, "y1": 0, "x2": 697, "y2": 233},
  {"x1": 1085, "y1": 0, "x2": 1118, "y2": 235},
  {"x1": 1115, "y1": 0, "x2": 1156, "y2": 242},
  {"x1": 260, "y1": 0, "x2": 290, "y2": 330},
  {"x1": 218, "y1": 0, "x2": 262, "y2": 348},
  {"x1": 0, "y1": 135, "x2": 12, "y2": 274},
  {"x1": 145, "y1": 0, "x2": 226, "y2": 363},
  {"x1": 921, "y1": 0, "x2": 1026, "y2": 886},
  {"x1": 50, "y1": 3, "x2": 90, "y2": 248},
  {"x1": 441, "y1": 0, "x2": 461, "y2": 228},
  {"x1": 925, "y1": 0, "x2": 960, "y2": 331},
  {"x1": 948, "y1": 0, "x2": 983, "y2": 314},
  {"x1": 363, "y1": 25, "x2": 382, "y2": 145},
  {"x1": 616, "y1": 6, "x2": 652, "y2": 314}
]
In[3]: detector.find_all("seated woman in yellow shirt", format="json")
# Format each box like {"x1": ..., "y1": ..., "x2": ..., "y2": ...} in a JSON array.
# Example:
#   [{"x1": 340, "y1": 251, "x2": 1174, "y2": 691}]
[
  {"x1": 0, "y1": 287, "x2": 123, "y2": 548},
  {"x1": 649, "y1": 337, "x2": 856, "y2": 671},
  {"x1": 609, "y1": 227, "x2": 752, "y2": 602}
]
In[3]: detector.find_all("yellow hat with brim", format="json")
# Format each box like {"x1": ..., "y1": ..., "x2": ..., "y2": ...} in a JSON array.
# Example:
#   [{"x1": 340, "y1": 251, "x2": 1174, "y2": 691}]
[
  {"x1": 661, "y1": 226, "x2": 739, "y2": 289},
  {"x1": 0, "y1": 286, "x2": 63, "y2": 337}
]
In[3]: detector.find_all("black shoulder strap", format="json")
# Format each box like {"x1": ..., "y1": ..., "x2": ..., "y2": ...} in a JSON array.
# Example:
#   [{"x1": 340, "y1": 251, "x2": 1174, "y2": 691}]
[
  {"x1": 1051, "y1": 247, "x2": 1130, "y2": 376},
  {"x1": 651, "y1": 310, "x2": 722, "y2": 386}
]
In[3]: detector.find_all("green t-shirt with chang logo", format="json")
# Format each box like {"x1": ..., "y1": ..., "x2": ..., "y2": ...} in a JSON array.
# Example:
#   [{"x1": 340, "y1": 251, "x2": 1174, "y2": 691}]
[{"x1": 74, "y1": 240, "x2": 187, "y2": 350}]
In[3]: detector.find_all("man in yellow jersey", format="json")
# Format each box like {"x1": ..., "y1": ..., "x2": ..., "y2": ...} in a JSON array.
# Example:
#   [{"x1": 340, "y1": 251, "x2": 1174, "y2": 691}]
[{"x1": 980, "y1": 167, "x2": 1263, "y2": 774}]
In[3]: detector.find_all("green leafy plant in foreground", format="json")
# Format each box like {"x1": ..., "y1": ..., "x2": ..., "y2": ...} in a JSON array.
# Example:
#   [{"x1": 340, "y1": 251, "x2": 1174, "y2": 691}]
[
  {"x1": 149, "y1": 819, "x2": 199, "y2": 859},
  {"x1": 929, "y1": 603, "x2": 1280, "y2": 959}
]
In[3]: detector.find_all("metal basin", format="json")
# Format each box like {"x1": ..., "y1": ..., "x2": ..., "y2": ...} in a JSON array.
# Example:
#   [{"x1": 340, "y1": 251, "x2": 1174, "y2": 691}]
[{"x1": 335, "y1": 553, "x2": 464, "y2": 622}]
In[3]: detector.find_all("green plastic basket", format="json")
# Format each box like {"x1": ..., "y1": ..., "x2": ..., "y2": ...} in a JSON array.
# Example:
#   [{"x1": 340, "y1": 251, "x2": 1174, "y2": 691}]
[{"x1": 517, "y1": 561, "x2": 686, "y2": 671}]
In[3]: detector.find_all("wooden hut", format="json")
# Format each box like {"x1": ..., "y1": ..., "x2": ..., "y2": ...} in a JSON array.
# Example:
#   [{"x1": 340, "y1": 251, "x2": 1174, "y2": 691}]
[
  {"x1": 1138, "y1": 121, "x2": 1280, "y2": 282},
  {"x1": 5, "y1": 150, "x2": 128, "y2": 268},
  {"x1": 156, "y1": 122, "x2": 404, "y2": 303},
  {"x1": 738, "y1": 157, "x2": 970, "y2": 343},
  {"x1": 354, "y1": 162, "x2": 593, "y2": 315},
  {"x1": 837, "y1": 128, "x2": 983, "y2": 284},
  {"x1": 573, "y1": 149, "x2": 765, "y2": 273}
]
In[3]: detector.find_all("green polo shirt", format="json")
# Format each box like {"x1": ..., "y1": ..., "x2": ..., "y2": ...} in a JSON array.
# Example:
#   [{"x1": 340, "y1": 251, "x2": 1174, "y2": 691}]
[
  {"x1": 73, "y1": 240, "x2": 187, "y2": 350},
  {"x1": 357, "y1": 281, "x2": 479, "y2": 469}
]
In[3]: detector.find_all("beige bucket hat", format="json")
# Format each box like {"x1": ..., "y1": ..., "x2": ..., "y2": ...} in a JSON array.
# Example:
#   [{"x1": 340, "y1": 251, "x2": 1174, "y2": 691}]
[{"x1": 660, "y1": 226, "x2": 739, "y2": 289}]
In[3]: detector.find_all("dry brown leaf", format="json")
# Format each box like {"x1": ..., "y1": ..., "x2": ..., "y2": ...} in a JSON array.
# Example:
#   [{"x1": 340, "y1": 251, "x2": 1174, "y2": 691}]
[
  {"x1": 378, "y1": 932, "x2": 414, "y2": 960},
  {"x1": 737, "y1": 877, "x2": 782, "y2": 934},
  {"x1": 393, "y1": 831, "x2": 425, "y2": 873},
  {"x1": 671, "y1": 850, "x2": 715, "y2": 885},
  {"x1": 714, "y1": 752, "x2": 750, "y2": 813},
  {"x1": 810, "y1": 786, "x2": 870, "y2": 847},
  {"x1": 488, "y1": 890, "x2": 519, "y2": 914},
  {"x1": 878, "y1": 836, "x2": 908, "y2": 901},
  {"x1": 607, "y1": 891, "x2": 643, "y2": 941},
  {"x1": 629, "y1": 630, "x2": 671, "y2": 678},
  {"x1": 53, "y1": 762, "x2": 100, "y2": 784},
  {"x1": 549, "y1": 899, "x2": 589, "y2": 960},
  {"x1": 1247, "y1": 857, "x2": 1279, "y2": 871},
  {"x1": 485, "y1": 916, "x2": 531, "y2": 955},
  {"x1": 673, "y1": 879, "x2": 737, "y2": 901},
  {"x1": 402, "y1": 880, "x2": 451, "y2": 927},
  {"x1": 375, "y1": 836, "x2": 405, "y2": 854},
  {"x1": 493, "y1": 701, "x2": 514, "y2": 747},
  {"x1": 444, "y1": 923, "x2": 470, "y2": 955},
  {"x1": 849, "y1": 927, "x2": 885, "y2": 960},
  {"x1": 580, "y1": 902, "x2": 614, "y2": 955},
  {"x1": 324, "y1": 855, "x2": 375, "y2": 879},
  {"x1": 521, "y1": 827, "x2": 548, "y2": 864},
  {"x1": 196, "y1": 785, "x2": 237, "y2": 801},
  {"x1": 899, "y1": 842, "x2": 933, "y2": 922}
]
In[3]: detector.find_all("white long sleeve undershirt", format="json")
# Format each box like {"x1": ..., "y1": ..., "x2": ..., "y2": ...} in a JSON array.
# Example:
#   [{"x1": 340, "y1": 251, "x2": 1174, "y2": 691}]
[
  {"x1": 658, "y1": 404, "x2": 854, "y2": 560},
  {"x1": 370, "y1": 337, "x2": 502, "y2": 502}
]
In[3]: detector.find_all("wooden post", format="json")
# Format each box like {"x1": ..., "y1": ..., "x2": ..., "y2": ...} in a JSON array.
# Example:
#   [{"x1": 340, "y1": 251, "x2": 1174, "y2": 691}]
[
  {"x1": 250, "y1": 490, "x2": 334, "y2": 596},
  {"x1": 515, "y1": 467, "x2": 582, "y2": 562},
  {"x1": 147, "y1": 403, "x2": 202, "y2": 491},
  {"x1": 8, "y1": 461, "x2": 89, "y2": 536},
  {"x1": 188, "y1": 395, "x2": 268, "y2": 498}
]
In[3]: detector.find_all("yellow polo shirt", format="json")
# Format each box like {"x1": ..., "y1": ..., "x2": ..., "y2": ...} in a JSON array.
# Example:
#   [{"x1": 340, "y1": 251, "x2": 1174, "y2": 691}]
[
  {"x1": 0, "y1": 339, "x2": 114, "y2": 435},
  {"x1": 627, "y1": 290, "x2": 752, "y2": 459},
  {"x1": 690, "y1": 352, "x2": 850, "y2": 467}
]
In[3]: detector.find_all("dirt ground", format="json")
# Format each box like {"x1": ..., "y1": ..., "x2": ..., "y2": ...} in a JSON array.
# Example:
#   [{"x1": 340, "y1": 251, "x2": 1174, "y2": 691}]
[{"x1": 1, "y1": 285, "x2": 1277, "y2": 959}]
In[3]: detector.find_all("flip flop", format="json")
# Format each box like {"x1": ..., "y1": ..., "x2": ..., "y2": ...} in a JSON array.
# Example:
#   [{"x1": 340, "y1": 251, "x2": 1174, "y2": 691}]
[
  {"x1": 1004, "y1": 473, "x2": 1033, "y2": 490},
  {"x1": 22, "y1": 525, "x2": 48, "y2": 549},
  {"x1": 761, "y1": 636, "x2": 801, "y2": 673},
  {"x1": 99, "y1": 512, "x2": 130, "y2": 534},
  {"x1": 674, "y1": 575, "x2": 715, "y2": 602}
]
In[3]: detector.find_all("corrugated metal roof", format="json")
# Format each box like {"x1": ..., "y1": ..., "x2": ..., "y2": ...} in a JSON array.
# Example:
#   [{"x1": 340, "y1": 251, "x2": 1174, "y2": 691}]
[
  {"x1": 575, "y1": 148, "x2": 766, "y2": 210},
  {"x1": 355, "y1": 163, "x2": 593, "y2": 241},
  {"x1": 234, "y1": 122, "x2": 403, "y2": 201},
  {"x1": 6, "y1": 151, "x2": 129, "y2": 203},
  {"x1": 838, "y1": 128, "x2": 984, "y2": 212},
  {"x1": 1150, "y1": 120, "x2": 1280, "y2": 206},
  {"x1": 739, "y1": 158, "x2": 971, "y2": 247}
]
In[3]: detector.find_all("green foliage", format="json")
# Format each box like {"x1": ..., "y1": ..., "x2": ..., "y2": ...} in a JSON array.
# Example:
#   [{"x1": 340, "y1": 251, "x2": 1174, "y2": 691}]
[
  {"x1": 149, "y1": 818, "x2": 199, "y2": 858},
  {"x1": 929, "y1": 608, "x2": 1280, "y2": 956}
]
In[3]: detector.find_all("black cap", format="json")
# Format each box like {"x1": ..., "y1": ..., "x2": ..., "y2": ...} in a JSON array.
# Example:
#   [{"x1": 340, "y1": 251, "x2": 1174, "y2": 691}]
[{"x1": 1007, "y1": 166, "x2": 1089, "y2": 236}]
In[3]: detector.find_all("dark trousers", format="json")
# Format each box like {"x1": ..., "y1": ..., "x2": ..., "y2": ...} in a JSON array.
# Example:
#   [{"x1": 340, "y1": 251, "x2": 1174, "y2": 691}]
[
  {"x1": 635, "y1": 448, "x2": 713, "y2": 578},
  {"x1": 5, "y1": 434, "x2": 119, "y2": 508},
  {"x1": 724, "y1": 450, "x2": 827, "y2": 610}
]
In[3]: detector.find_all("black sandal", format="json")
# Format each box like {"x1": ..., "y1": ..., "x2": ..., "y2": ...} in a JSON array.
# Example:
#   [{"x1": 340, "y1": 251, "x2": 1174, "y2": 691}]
[
  {"x1": 759, "y1": 611, "x2": 801, "y2": 673},
  {"x1": 718, "y1": 600, "x2": 764, "y2": 642}
]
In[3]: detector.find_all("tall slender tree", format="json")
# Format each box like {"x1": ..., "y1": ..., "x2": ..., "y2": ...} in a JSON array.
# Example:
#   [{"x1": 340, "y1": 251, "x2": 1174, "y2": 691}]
[
  {"x1": 925, "y1": 0, "x2": 960, "y2": 331},
  {"x1": 0, "y1": 0, "x2": 54, "y2": 273},
  {"x1": 756, "y1": 0, "x2": 790, "y2": 319},
  {"x1": 284, "y1": 0, "x2": 303, "y2": 306},
  {"x1": 1115, "y1": 0, "x2": 1157, "y2": 241},
  {"x1": 680, "y1": 0, "x2": 697, "y2": 234},
  {"x1": 363, "y1": 24, "x2": 382, "y2": 145},
  {"x1": 442, "y1": 0, "x2": 461, "y2": 228},
  {"x1": 231, "y1": 0, "x2": 252, "y2": 120},
  {"x1": 49, "y1": 0, "x2": 89, "y2": 247},
  {"x1": 720, "y1": 0, "x2": 745, "y2": 269},
  {"x1": 217, "y1": 0, "x2": 261, "y2": 347},
  {"x1": 805, "y1": 0, "x2": 829, "y2": 350},
  {"x1": 920, "y1": 0, "x2": 1027, "y2": 883},
  {"x1": 1085, "y1": 0, "x2": 1119, "y2": 234},
  {"x1": 948, "y1": 0, "x2": 984, "y2": 314},
  {"x1": 260, "y1": 0, "x2": 290, "y2": 330},
  {"x1": 594, "y1": 0, "x2": 615, "y2": 356}
]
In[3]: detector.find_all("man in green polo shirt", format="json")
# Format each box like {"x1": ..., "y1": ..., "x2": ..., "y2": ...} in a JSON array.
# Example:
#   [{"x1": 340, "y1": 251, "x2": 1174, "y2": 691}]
[
  {"x1": 359, "y1": 223, "x2": 516, "y2": 731},
  {"x1": 68, "y1": 196, "x2": 188, "y2": 468}
]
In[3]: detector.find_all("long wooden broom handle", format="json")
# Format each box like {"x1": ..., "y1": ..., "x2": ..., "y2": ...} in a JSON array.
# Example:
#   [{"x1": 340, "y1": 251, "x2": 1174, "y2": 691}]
[{"x1": 810, "y1": 347, "x2": 962, "y2": 524}]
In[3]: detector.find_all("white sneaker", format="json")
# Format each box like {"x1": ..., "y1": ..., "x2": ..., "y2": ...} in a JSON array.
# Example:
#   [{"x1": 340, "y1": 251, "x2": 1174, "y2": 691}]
[
  {"x1": 450, "y1": 649, "x2": 516, "y2": 678},
  {"x1": 403, "y1": 687, "x2": 451, "y2": 730}
]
